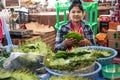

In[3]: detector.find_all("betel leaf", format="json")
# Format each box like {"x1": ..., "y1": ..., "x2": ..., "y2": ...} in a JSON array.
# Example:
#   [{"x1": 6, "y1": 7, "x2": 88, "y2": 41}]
[
  {"x1": 54, "y1": 51, "x2": 68, "y2": 59},
  {"x1": 63, "y1": 32, "x2": 83, "y2": 41}
]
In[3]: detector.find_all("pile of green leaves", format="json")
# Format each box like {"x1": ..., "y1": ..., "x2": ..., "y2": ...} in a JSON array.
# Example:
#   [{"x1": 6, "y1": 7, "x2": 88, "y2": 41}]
[
  {"x1": 0, "y1": 69, "x2": 39, "y2": 80},
  {"x1": 50, "y1": 76, "x2": 88, "y2": 80},
  {"x1": 11, "y1": 39, "x2": 54, "y2": 56},
  {"x1": 44, "y1": 48, "x2": 113, "y2": 71},
  {"x1": 44, "y1": 50, "x2": 96, "y2": 71},
  {"x1": 63, "y1": 32, "x2": 83, "y2": 46},
  {"x1": 63, "y1": 32, "x2": 83, "y2": 41}
]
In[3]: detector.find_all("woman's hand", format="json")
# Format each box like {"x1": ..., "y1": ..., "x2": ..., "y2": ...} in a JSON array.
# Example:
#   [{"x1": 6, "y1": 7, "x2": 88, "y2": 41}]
[
  {"x1": 62, "y1": 38, "x2": 77, "y2": 47},
  {"x1": 78, "y1": 38, "x2": 92, "y2": 47}
]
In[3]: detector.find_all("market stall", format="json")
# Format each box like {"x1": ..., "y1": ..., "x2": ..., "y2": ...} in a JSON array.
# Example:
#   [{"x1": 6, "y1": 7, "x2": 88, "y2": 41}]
[{"x1": 0, "y1": 0, "x2": 120, "y2": 80}]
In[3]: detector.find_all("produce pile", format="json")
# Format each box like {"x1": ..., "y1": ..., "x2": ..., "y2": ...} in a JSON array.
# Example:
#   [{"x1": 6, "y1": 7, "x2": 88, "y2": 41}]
[
  {"x1": 50, "y1": 76, "x2": 88, "y2": 80},
  {"x1": 63, "y1": 32, "x2": 83, "y2": 41},
  {"x1": 3, "y1": 39, "x2": 54, "y2": 72},
  {"x1": 63, "y1": 32, "x2": 83, "y2": 47},
  {"x1": 0, "y1": 69, "x2": 39, "y2": 80},
  {"x1": 11, "y1": 39, "x2": 54, "y2": 56},
  {"x1": 44, "y1": 47, "x2": 112, "y2": 73}
]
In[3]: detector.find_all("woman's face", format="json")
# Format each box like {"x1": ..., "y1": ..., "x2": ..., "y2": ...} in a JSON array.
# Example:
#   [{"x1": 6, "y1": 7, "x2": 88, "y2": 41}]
[{"x1": 69, "y1": 6, "x2": 83, "y2": 23}]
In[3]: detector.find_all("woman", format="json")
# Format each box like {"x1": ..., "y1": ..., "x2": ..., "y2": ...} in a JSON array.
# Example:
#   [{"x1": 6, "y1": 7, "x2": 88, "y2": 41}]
[{"x1": 54, "y1": 0, "x2": 96, "y2": 52}]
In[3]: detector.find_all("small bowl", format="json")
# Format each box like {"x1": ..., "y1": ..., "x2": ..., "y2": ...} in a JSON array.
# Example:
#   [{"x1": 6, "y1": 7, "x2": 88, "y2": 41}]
[{"x1": 102, "y1": 64, "x2": 120, "y2": 79}]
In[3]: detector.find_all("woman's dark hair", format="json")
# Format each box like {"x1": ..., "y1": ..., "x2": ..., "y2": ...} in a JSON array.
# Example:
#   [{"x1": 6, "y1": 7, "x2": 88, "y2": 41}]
[{"x1": 68, "y1": 0, "x2": 84, "y2": 12}]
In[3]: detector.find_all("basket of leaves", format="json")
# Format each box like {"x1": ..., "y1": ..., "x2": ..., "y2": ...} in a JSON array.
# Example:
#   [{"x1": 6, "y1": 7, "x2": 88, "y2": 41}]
[
  {"x1": 45, "y1": 62, "x2": 101, "y2": 80},
  {"x1": 82, "y1": 46, "x2": 118, "y2": 66},
  {"x1": 44, "y1": 49, "x2": 97, "y2": 75}
]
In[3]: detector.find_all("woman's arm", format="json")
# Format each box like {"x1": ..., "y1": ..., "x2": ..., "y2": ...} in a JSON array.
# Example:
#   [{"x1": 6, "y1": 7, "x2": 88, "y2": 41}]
[{"x1": 54, "y1": 26, "x2": 68, "y2": 52}]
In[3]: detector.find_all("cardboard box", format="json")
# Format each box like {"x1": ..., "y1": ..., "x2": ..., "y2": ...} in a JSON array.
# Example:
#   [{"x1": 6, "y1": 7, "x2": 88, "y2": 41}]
[
  {"x1": 107, "y1": 29, "x2": 120, "y2": 40},
  {"x1": 108, "y1": 40, "x2": 120, "y2": 49}
]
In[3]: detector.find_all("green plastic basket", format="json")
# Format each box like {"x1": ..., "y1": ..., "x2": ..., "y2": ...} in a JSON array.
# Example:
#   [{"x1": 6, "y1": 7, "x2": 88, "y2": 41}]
[{"x1": 102, "y1": 64, "x2": 120, "y2": 79}]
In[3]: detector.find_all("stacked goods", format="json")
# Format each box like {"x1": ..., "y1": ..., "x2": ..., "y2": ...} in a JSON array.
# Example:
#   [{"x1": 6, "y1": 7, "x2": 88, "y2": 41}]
[
  {"x1": 25, "y1": 22, "x2": 56, "y2": 50},
  {"x1": 107, "y1": 28, "x2": 120, "y2": 50},
  {"x1": 108, "y1": 19, "x2": 120, "y2": 51},
  {"x1": 105, "y1": 1, "x2": 120, "y2": 50}
]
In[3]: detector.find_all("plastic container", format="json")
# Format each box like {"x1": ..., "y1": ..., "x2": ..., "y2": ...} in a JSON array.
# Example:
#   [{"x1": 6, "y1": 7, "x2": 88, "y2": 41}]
[
  {"x1": 102, "y1": 64, "x2": 120, "y2": 79},
  {"x1": 84, "y1": 46, "x2": 118, "y2": 66},
  {"x1": 45, "y1": 62, "x2": 101, "y2": 80}
]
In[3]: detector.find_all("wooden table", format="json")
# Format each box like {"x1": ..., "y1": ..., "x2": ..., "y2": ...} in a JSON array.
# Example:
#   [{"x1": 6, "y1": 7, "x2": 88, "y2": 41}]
[{"x1": 29, "y1": 12, "x2": 69, "y2": 27}]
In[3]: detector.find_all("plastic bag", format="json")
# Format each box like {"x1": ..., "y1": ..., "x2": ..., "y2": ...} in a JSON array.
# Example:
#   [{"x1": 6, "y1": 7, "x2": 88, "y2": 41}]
[{"x1": 3, "y1": 52, "x2": 44, "y2": 72}]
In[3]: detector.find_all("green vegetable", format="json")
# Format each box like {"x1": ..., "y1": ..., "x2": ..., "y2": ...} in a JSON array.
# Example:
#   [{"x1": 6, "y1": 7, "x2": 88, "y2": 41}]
[
  {"x1": 63, "y1": 32, "x2": 83, "y2": 41},
  {"x1": 0, "y1": 69, "x2": 39, "y2": 80},
  {"x1": 54, "y1": 51, "x2": 68, "y2": 59},
  {"x1": 11, "y1": 39, "x2": 54, "y2": 56}
]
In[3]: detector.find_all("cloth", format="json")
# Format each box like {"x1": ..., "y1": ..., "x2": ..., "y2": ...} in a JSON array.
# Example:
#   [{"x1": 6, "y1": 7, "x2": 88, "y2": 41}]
[
  {"x1": 54, "y1": 20, "x2": 96, "y2": 52},
  {"x1": 0, "y1": 18, "x2": 4, "y2": 43}
]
